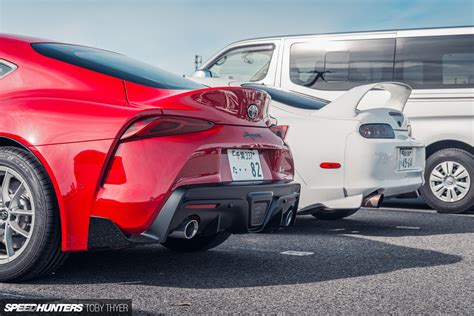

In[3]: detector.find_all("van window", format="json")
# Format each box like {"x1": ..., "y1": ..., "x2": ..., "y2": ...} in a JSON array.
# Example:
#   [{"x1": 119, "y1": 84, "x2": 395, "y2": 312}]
[
  {"x1": 32, "y1": 43, "x2": 204, "y2": 90},
  {"x1": 290, "y1": 39, "x2": 395, "y2": 90},
  {"x1": 394, "y1": 35, "x2": 474, "y2": 89},
  {"x1": 207, "y1": 45, "x2": 274, "y2": 82},
  {"x1": 325, "y1": 51, "x2": 350, "y2": 81}
]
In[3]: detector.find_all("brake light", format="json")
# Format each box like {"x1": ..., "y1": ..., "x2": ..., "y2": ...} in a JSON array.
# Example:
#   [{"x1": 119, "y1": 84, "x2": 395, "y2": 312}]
[
  {"x1": 359, "y1": 124, "x2": 395, "y2": 139},
  {"x1": 121, "y1": 116, "x2": 214, "y2": 141},
  {"x1": 320, "y1": 162, "x2": 341, "y2": 169},
  {"x1": 270, "y1": 125, "x2": 289, "y2": 140}
]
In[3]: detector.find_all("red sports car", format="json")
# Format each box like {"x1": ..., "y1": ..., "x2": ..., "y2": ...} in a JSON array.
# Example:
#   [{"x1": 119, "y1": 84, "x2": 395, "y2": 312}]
[{"x1": 0, "y1": 35, "x2": 300, "y2": 281}]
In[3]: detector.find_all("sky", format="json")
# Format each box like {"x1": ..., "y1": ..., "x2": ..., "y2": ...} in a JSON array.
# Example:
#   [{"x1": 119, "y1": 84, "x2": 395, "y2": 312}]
[{"x1": 0, "y1": 0, "x2": 473, "y2": 75}]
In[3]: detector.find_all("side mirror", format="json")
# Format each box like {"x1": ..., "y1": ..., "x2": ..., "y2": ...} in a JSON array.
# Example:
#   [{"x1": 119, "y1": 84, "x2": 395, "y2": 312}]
[{"x1": 192, "y1": 69, "x2": 212, "y2": 78}]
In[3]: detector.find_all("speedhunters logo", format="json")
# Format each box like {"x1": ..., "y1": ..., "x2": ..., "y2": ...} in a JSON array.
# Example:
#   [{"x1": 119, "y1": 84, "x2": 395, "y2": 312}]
[
  {"x1": 1, "y1": 299, "x2": 131, "y2": 315},
  {"x1": 4, "y1": 303, "x2": 83, "y2": 313}
]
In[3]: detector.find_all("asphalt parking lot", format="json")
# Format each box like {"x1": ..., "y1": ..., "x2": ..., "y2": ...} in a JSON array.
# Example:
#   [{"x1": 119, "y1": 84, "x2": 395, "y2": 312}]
[{"x1": 0, "y1": 201, "x2": 473, "y2": 314}]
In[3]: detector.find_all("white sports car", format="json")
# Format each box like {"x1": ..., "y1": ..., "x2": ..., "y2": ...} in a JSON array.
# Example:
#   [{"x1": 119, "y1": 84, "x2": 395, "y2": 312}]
[{"x1": 193, "y1": 78, "x2": 426, "y2": 219}]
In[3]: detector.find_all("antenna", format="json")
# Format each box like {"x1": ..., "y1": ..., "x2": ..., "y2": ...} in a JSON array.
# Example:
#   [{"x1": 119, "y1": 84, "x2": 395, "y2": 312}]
[{"x1": 194, "y1": 55, "x2": 202, "y2": 70}]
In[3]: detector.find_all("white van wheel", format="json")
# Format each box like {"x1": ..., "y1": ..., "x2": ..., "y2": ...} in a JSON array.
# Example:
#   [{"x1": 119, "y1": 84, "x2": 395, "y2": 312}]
[{"x1": 420, "y1": 149, "x2": 473, "y2": 214}]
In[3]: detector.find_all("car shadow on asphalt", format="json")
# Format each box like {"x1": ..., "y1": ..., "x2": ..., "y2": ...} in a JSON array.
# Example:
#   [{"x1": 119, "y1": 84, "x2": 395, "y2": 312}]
[
  {"x1": 285, "y1": 208, "x2": 474, "y2": 238},
  {"x1": 381, "y1": 197, "x2": 432, "y2": 210},
  {"x1": 25, "y1": 209, "x2": 466, "y2": 289}
]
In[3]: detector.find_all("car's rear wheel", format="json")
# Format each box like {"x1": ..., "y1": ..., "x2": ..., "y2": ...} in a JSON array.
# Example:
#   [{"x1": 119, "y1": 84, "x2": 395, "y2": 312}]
[
  {"x1": 311, "y1": 208, "x2": 359, "y2": 220},
  {"x1": 420, "y1": 148, "x2": 473, "y2": 214},
  {"x1": 162, "y1": 231, "x2": 231, "y2": 252},
  {"x1": 0, "y1": 147, "x2": 66, "y2": 282}
]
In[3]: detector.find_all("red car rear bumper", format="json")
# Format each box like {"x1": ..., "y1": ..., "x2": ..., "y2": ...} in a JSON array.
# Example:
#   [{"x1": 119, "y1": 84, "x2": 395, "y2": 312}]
[
  {"x1": 144, "y1": 182, "x2": 300, "y2": 241},
  {"x1": 88, "y1": 181, "x2": 300, "y2": 249}
]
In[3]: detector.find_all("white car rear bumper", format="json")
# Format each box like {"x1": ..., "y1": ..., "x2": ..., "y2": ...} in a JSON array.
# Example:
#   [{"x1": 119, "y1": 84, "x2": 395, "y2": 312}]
[
  {"x1": 344, "y1": 132, "x2": 425, "y2": 197},
  {"x1": 298, "y1": 133, "x2": 425, "y2": 213}
]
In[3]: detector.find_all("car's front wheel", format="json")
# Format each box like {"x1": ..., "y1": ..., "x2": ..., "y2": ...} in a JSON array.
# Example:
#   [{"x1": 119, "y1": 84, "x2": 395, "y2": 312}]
[
  {"x1": 311, "y1": 208, "x2": 359, "y2": 220},
  {"x1": 420, "y1": 148, "x2": 473, "y2": 214},
  {"x1": 0, "y1": 147, "x2": 66, "y2": 282},
  {"x1": 162, "y1": 231, "x2": 231, "y2": 252}
]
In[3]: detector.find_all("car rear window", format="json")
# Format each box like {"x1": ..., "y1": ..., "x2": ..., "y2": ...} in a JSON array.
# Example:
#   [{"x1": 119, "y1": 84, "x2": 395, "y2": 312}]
[
  {"x1": 32, "y1": 43, "x2": 204, "y2": 90},
  {"x1": 242, "y1": 84, "x2": 329, "y2": 110}
]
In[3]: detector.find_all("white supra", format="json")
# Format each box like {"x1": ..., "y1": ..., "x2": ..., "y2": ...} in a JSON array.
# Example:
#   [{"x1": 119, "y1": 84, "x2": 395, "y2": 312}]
[{"x1": 193, "y1": 78, "x2": 426, "y2": 220}]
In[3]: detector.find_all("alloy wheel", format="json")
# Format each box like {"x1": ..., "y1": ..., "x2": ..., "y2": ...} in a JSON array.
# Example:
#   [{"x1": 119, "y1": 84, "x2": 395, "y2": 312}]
[{"x1": 0, "y1": 167, "x2": 35, "y2": 264}]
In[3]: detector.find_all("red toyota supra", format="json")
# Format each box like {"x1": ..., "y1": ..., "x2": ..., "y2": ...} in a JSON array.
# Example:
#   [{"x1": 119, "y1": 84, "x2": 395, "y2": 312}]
[{"x1": 0, "y1": 35, "x2": 300, "y2": 281}]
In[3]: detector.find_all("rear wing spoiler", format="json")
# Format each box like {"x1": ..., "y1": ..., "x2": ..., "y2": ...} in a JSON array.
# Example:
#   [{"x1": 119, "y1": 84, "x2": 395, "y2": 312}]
[{"x1": 318, "y1": 82, "x2": 412, "y2": 118}]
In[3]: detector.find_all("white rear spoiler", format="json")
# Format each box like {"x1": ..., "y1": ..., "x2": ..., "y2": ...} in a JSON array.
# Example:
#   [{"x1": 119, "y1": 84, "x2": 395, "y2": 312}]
[{"x1": 318, "y1": 82, "x2": 412, "y2": 118}]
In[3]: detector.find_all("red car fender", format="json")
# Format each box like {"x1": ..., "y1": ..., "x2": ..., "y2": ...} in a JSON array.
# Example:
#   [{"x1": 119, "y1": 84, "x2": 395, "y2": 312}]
[{"x1": 35, "y1": 140, "x2": 113, "y2": 251}]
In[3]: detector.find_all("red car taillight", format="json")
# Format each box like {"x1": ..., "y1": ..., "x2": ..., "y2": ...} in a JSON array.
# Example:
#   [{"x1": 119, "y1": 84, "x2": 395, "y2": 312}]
[
  {"x1": 270, "y1": 125, "x2": 289, "y2": 141},
  {"x1": 121, "y1": 116, "x2": 214, "y2": 141}
]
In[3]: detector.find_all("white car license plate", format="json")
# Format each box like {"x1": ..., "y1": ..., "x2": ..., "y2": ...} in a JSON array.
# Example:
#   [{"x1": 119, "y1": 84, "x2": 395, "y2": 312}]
[
  {"x1": 228, "y1": 149, "x2": 264, "y2": 181},
  {"x1": 399, "y1": 148, "x2": 414, "y2": 170}
]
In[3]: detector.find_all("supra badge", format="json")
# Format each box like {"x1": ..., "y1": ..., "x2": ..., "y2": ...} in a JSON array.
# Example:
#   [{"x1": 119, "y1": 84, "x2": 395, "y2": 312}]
[{"x1": 243, "y1": 132, "x2": 262, "y2": 140}]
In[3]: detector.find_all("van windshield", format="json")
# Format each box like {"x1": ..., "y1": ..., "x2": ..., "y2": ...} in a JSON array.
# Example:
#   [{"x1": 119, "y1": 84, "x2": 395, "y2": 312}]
[
  {"x1": 208, "y1": 46, "x2": 274, "y2": 82},
  {"x1": 32, "y1": 43, "x2": 204, "y2": 90},
  {"x1": 242, "y1": 84, "x2": 329, "y2": 110}
]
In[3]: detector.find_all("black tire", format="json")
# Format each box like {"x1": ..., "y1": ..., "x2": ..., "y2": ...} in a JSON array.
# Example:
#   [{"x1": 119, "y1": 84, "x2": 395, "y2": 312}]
[
  {"x1": 0, "y1": 147, "x2": 67, "y2": 282},
  {"x1": 162, "y1": 232, "x2": 231, "y2": 252},
  {"x1": 311, "y1": 208, "x2": 359, "y2": 220},
  {"x1": 420, "y1": 148, "x2": 473, "y2": 214}
]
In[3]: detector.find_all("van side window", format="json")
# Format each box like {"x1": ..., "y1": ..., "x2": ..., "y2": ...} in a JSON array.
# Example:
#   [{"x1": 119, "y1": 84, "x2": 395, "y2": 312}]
[
  {"x1": 325, "y1": 51, "x2": 350, "y2": 81},
  {"x1": 394, "y1": 35, "x2": 474, "y2": 89},
  {"x1": 289, "y1": 39, "x2": 395, "y2": 91},
  {"x1": 207, "y1": 45, "x2": 274, "y2": 82}
]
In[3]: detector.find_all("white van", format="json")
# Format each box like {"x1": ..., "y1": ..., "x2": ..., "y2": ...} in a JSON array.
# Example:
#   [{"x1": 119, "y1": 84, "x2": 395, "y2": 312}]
[{"x1": 192, "y1": 26, "x2": 474, "y2": 213}]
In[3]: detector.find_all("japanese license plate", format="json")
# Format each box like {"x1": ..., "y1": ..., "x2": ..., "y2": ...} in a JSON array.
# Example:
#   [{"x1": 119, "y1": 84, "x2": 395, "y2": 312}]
[
  {"x1": 399, "y1": 148, "x2": 414, "y2": 170},
  {"x1": 227, "y1": 149, "x2": 264, "y2": 181}
]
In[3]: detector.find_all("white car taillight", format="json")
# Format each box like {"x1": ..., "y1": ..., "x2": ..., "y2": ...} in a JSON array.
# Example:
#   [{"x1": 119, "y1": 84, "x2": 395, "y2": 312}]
[{"x1": 359, "y1": 124, "x2": 395, "y2": 139}]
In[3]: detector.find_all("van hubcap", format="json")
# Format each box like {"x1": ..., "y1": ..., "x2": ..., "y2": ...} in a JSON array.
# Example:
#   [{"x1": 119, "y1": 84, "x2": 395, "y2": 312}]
[
  {"x1": 429, "y1": 161, "x2": 471, "y2": 203},
  {"x1": 0, "y1": 167, "x2": 35, "y2": 264}
]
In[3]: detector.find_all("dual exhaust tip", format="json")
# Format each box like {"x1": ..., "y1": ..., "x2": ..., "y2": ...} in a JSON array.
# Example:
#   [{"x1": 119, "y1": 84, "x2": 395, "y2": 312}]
[
  {"x1": 169, "y1": 195, "x2": 378, "y2": 239},
  {"x1": 169, "y1": 206, "x2": 295, "y2": 240}
]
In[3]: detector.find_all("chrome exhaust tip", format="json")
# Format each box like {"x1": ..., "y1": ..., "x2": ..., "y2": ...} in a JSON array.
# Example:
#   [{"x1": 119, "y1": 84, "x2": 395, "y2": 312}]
[
  {"x1": 362, "y1": 193, "x2": 384, "y2": 208},
  {"x1": 168, "y1": 219, "x2": 199, "y2": 239}
]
